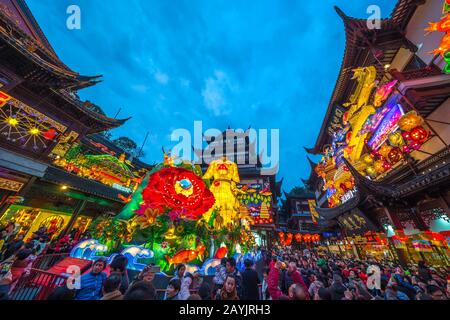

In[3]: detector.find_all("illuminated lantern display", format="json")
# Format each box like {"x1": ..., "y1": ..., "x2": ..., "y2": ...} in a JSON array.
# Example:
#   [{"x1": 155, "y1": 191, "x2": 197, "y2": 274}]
[
  {"x1": 345, "y1": 131, "x2": 352, "y2": 144},
  {"x1": 378, "y1": 144, "x2": 392, "y2": 158},
  {"x1": 374, "y1": 160, "x2": 385, "y2": 174},
  {"x1": 366, "y1": 166, "x2": 376, "y2": 176},
  {"x1": 295, "y1": 233, "x2": 302, "y2": 243},
  {"x1": 202, "y1": 158, "x2": 242, "y2": 230},
  {"x1": 43, "y1": 128, "x2": 57, "y2": 140},
  {"x1": 398, "y1": 111, "x2": 424, "y2": 132},
  {"x1": 362, "y1": 154, "x2": 374, "y2": 165},
  {"x1": 410, "y1": 126, "x2": 429, "y2": 143},
  {"x1": 387, "y1": 148, "x2": 402, "y2": 164},
  {"x1": 410, "y1": 141, "x2": 422, "y2": 150},
  {"x1": 444, "y1": 51, "x2": 450, "y2": 74},
  {"x1": 303, "y1": 234, "x2": 312, "y2": 243},
  {"x1": 388, "y1": 131, "x2": 403, "y2": 147},
  {"x1": 140, "y1": 167, "x2": 215, "y2": 220}
]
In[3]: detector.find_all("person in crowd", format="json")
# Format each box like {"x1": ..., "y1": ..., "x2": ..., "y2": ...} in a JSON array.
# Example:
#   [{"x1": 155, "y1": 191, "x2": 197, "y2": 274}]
[
  {"x1": 173, "y1": 264, "x2": 186, "y2": 281},
  {"x1": 261, "y1": 267, "x2": 270, "y2": 300},
  {"x1": 2, "y1": 233, "x2": 25, "y2": 261},
  {"x1": 215, "y1": 275, "x2": 239, "y2": 300},
  {"x1": 75, "y1": 257, "x2": 107, "y2": 300},
  {"x1": 241, "y1": 259, "x2": 260, "y2": 300},
  {"x1": 179, "y1": 272, "x2": 193, "y2": 300},
  {"x1": 165, "y1": 278, "x2": 181, "y2": 300},
  {"x1": 0, "y1": 248, "x2": 32, "y2": 295},
  {"x1": 109, "y1": 254, "x2": 129, "y2": 294},
  {"x1": 101, "y1": 274, "x2": 124, "y2": 300},
  {"x1": 123, "y1": 281, "x2": 156, "y2": 300},
  {"x1": 289, "y1": 283, "x2": 309, "y2": 300},
  {"x1": 427, "y1": 284, "x2": 448, "y2": 300},
  {"x1": 314, "y1": 287, "x2": 332, "y2": 300},
  {"x1": 213, "y1": 258, "x2": 227, "y2": 292},
  {"x1": 267, "y1": 260, "x2": 283, "y2": 300},
  {"x1": 307, "y1": 271, "x2": 324, "y2": 298},
  {"x1": 130, "y1": 264, "x2": 156, "y2": 288},
  {"x1": 198, "y1": 282, "x2": 212, "y2": 300},
  {"x1": 329, "y1": 273, "x2": 346, "y2": 300},
  {"x1": 226, "y1": 257, "x2": 243, "y2": 298},
  {"x1": 187, "y1": 293, "x2": 201, "y2": 300},
  {"x1": 284, "y1": 261, "x2": 309, "y2": 299}
]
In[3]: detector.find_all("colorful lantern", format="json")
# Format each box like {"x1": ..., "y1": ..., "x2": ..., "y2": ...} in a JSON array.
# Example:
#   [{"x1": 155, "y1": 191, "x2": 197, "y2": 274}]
[
  {"x1": 398, "y1": 111, "x2": 424, "y2": 132},
  {"x1": 362, "y1": 154, "x2": 374, "y2": 165},
  {"x1": 43, "y1": 128, "x2": 57, "y2": 140},
  {"x1": 410, "y1": 126, "x2": 429, "y2": 143},
  {"x1": 295, "y1": 233, "x2": 302, "y2": 243},
  {"x1": 378, "y1": 144, "x2": 392, "y2": 158},
  {"x1": 387, "y1": 148, "x2": 402, "y2": 164},
  {"x1": 410, "y1": 141, "x2": 422, "y2": 150},
  {"x1": 366, "y1": 166, "x2": 376, "y2": 176},
  {"x1": 388, "y1": 131, "x2": 403, "y2": 147},
  {"x1": 374, "y1": 160, "x2": 385, "y2": 173}
]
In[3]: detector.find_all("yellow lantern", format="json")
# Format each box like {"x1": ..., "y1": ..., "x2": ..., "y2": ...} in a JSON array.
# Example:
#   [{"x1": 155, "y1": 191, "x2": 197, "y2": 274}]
[
  {"x1": 366, "y1": 166, "x2": 376, "y2": 176},
  {"x1": 388, "y1": 132, "x2": 403, "y2": 147},
  {"x1": 398, "y1": 111, "x2": 424, "y2": 132},
  {"x1": 362, "y1": 154, "x2": 374, "y2": 165},
  {"x1": 374, "y1": 160, "x2": 385, "y2": 173}
]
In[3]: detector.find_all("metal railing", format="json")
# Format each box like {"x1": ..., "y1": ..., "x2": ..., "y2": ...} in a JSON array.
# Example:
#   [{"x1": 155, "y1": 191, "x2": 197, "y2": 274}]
[
  {"x1": 32, "y1": 253, "x2": 69, "y2": 271},
  {"x1": 9, "y1": 268, "x2": 67, "y2": 300}
]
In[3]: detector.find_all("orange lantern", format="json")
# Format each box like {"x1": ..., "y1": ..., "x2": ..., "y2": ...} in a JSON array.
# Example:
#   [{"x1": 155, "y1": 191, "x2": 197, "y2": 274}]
[
  {"x1": 398, "y1": 111, "x2": 424, "y2": 132},
  {"x1": 295, "y1": 233, "x2": 302, "y2": 243}
]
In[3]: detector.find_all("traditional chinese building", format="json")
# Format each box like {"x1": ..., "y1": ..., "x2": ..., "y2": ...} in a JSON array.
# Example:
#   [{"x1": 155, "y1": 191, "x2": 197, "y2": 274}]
[
  {"x1": 304, "y1": 0, "x2": 450, "y2": 266},
  {"x1": 0, "y1": 0, "x2": 149, "y2": 241}
]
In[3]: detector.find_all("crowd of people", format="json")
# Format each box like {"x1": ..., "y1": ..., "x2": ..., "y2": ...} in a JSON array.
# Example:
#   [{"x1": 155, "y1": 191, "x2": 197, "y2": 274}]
[
  {"x1": 1, "y1": 221, "x2": 449, "y2": 301},
  {"x1": 0, "y1": 222, "x2": 88, "y2": 299},
  {"x1": 259, "y1": 247, "x2": 450, "y2": 301}
]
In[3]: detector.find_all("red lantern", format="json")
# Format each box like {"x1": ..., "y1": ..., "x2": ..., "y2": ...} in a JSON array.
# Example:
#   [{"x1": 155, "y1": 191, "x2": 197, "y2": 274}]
[
  {"x1": 295, "y1": 233, "x2": 302, "y2": 243},
  {"x1": 410, "y1": 126, "x2": 429, "y2": 143},
  {"x1": 387, "y1": 148, "x2": 402, "y2": 164},
  {"x1": 43, "y1": 128, "x2": 57, "y2": 140}
]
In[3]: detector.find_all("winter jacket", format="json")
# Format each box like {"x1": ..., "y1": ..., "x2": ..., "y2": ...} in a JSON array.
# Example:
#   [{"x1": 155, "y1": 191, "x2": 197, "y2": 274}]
[
  {"x1": 75, "y1": 271, "x2": 106, "y2": 300},
  {"x1": 241, "y1": 268, "x2": 260, "y2": 300},
  {"x1": 289, "y1": 270, "x2": 310, "y2": 299},
  {"x1": 267, "y1": 267, "x2": 282, "y2": 300}
]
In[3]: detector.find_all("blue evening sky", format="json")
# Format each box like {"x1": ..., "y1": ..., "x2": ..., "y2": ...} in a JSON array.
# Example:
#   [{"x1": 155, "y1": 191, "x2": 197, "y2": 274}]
[{"x1": 27, "y1": 0, "x2": 396, "y2": 192}]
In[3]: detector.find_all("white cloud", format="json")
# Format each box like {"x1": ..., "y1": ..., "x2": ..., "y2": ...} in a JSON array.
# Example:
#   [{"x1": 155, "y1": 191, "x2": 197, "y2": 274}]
[
  {"x1": 131, "y1": 84, "x2": 149, "y2": 93},
  {"x1": 154, "y1": 70, "x2": 169, "y2": 84},
  {"x1": 201, "y1": 70, "x2": 234, "y2": 116}
]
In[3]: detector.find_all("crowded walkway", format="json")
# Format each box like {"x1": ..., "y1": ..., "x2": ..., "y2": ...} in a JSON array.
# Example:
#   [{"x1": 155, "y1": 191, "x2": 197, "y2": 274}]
[{"x1": 1, "y1": 222, "x2": 449, "y2": 300}]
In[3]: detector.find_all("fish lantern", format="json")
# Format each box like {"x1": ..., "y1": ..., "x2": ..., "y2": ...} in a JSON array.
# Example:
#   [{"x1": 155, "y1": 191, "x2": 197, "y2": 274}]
[
  {"x1": 410, "y1": 126, "x2": 429, "y2": 143},
  {"x1": 398, "y1": 111, "x2": 423, "y2": 132},
  {"x1": 388, "y1": 131, "x2": 403, "y2": 147},
  {"x1": 362, "y1": 154, "x2": 374, "y2": 165},
  {"x1": 387, "y1": 148, "x2": 402, "y2": 164},
  {"x1": 374, "y1": 160, "x2": 385, "y2": 173},
  {"x1": 378, "y1": 144, "x2": 392, "y2": 158},
  {"x1": 366, "y1": 166, "x2": 376, "y2": 176}
]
